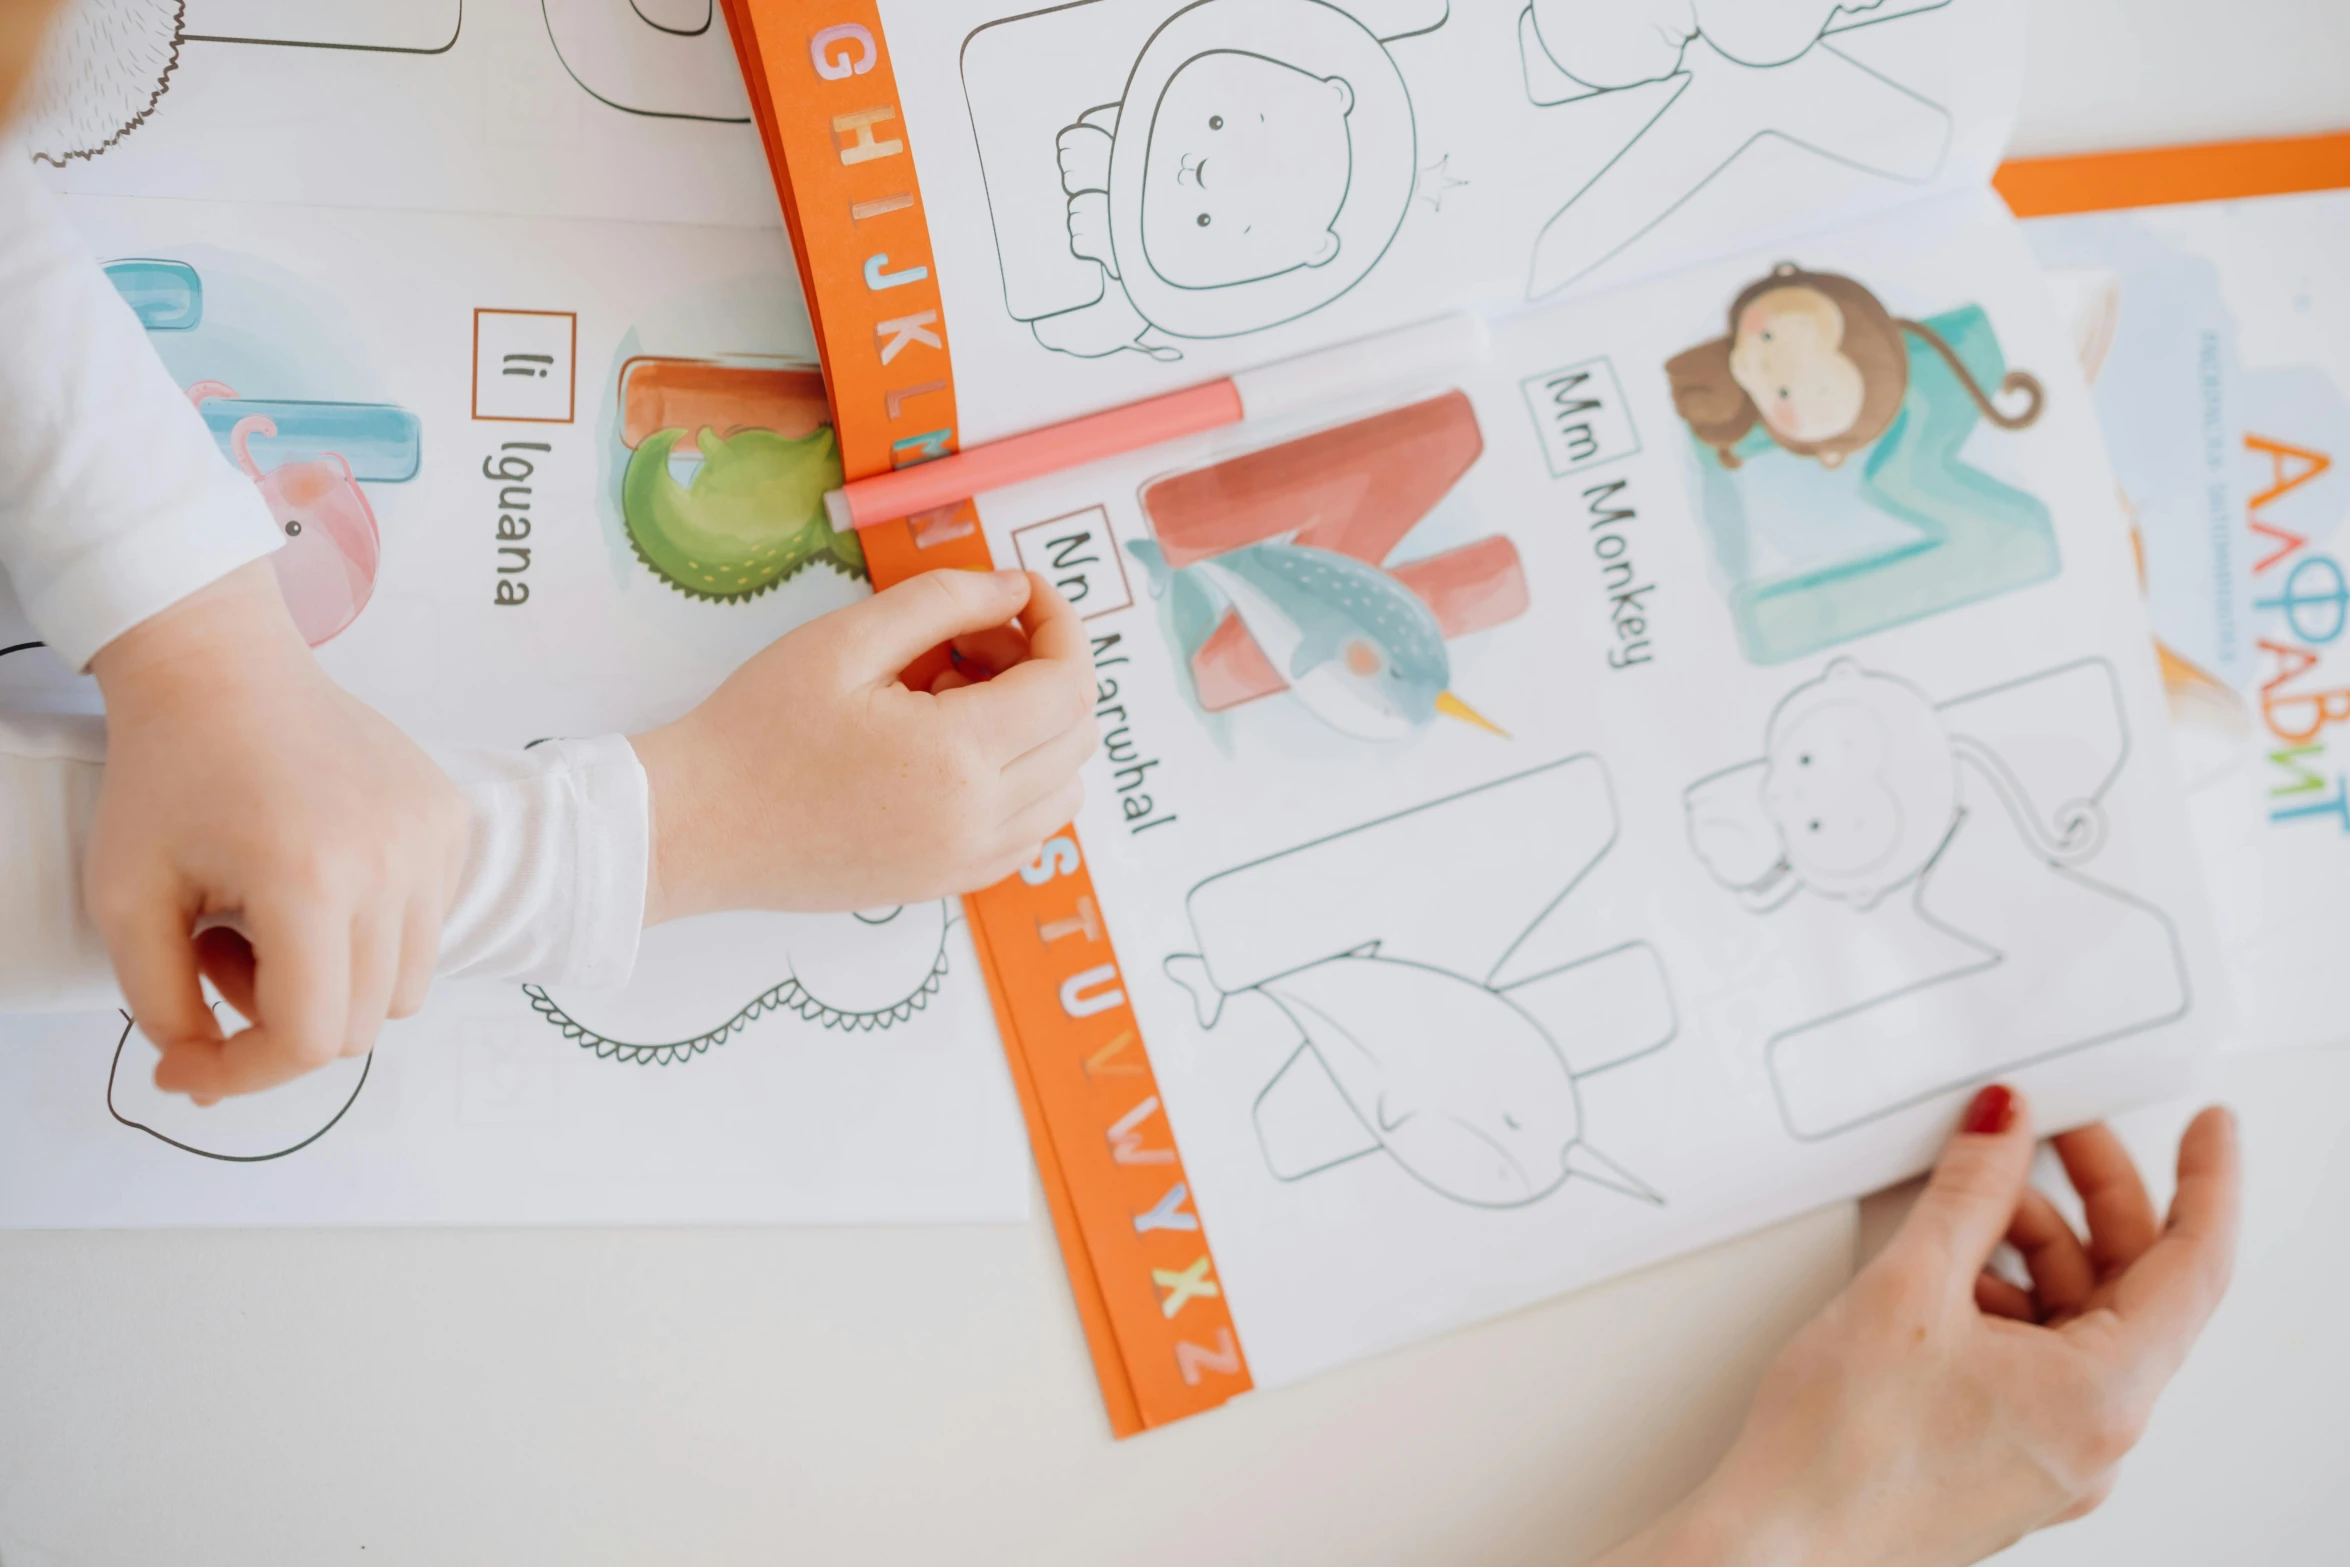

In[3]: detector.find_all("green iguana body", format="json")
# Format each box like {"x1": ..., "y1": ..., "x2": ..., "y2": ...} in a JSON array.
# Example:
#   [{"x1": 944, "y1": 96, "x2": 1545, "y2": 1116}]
[{"x1": 622, "y1": 424, "x2": 863, "y2": 601}]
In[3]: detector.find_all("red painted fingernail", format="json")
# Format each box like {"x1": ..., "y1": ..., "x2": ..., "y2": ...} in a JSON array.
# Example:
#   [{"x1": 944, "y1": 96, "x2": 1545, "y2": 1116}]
[{"x1": 1963, "y1": 1084, "x2": 2014, "y2": 1136}]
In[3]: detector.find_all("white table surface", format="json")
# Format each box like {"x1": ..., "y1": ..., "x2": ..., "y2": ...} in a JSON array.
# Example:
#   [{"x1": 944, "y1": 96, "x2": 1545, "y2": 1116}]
[{"x1": 3, "y1": 5, "x2": 2346, "y2": 1563}]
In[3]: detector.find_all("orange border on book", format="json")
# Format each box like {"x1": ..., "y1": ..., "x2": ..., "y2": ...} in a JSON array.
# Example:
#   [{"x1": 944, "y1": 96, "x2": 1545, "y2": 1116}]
[
  {"x1": 726, "y1": 0, "x2": 1253, "y2": 1436},
  {"x1": 1995, "y1": 129, "x2": 2350, "y2": 217}
]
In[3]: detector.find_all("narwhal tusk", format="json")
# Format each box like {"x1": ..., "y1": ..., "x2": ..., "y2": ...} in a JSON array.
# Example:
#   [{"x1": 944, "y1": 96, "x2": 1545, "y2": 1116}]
[
  {"x1": 1435, "y1": 690, "x2": 1510, "y2": 738},
  {"x1": 1564, "y1": 1142, "x2": 1665, "y2": 1205}
]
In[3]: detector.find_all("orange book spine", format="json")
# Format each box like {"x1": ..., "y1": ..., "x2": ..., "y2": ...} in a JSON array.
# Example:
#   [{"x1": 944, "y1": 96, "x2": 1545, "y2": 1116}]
[{"x1": 725, "y1": 0, "x2": 1255, "y2": 1434}]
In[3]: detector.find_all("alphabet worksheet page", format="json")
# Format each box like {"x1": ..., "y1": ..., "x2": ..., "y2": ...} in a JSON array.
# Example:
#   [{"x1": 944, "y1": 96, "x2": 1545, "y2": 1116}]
[
  {"x1": 956, "y1": 187, "x2": 2227, "y2": 1421},
  {"x1": 752, "y1": 0, "x2": 2027, "y2": 445}
]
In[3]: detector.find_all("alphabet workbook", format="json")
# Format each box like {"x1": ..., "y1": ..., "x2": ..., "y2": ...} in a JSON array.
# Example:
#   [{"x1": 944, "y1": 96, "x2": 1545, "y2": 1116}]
[{"x1": 728, "y1": 0, "x2": 2231, "y2": 1431}]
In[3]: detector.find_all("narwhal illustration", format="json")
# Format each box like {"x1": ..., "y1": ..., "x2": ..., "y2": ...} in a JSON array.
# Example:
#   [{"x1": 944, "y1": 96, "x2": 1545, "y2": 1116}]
[
  {"x1": 1165, "y1": 756, "x2": 1675, "y2": 1209},
  {"x1": 1129, "y1": 539, "x2": 1503, "y2": 741}
]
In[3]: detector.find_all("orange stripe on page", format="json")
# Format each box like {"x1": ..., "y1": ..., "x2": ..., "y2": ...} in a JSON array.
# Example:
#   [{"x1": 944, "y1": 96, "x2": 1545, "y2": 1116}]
[
  {"x1": 731, "y1": 1, "x2": 959, "y2": 484},
  {"x1": 724, "y1": 3, "x2": 1254, "y2": 1433},
  {"x1": 964, "y1": 853, "x2": 1253, "y2": 1430},
  {"x1": 1994, "y1": 130, "x2": 2350, "y2": 218},
  {"x1": 964, "y1": 890, "x2": 1146, "y2": 1438},
  {"x1": 864, "y1": 496, "x2": 1250, "y2": 1431}
]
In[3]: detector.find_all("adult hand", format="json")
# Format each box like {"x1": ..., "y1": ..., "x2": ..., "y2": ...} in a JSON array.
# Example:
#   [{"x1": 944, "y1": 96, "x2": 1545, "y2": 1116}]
[{"x1": 1598, "y1": 1086, "x2": 2241, "y2": 1567}]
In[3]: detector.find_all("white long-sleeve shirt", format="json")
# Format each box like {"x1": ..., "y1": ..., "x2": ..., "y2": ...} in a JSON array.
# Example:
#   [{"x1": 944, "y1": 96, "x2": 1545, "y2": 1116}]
[
  {"x1": 1, "y1": 141, "x2": 654, "y2": 1007},
  {"x1": 0, "y1": 149, "x2": 285, "y2": 671},
  {"x1": 0, "y1": 142, "x2": 650, "y2": 1009},
  {"x1": 0, "y1": 713, "x2": 650, "y2": 1012}
]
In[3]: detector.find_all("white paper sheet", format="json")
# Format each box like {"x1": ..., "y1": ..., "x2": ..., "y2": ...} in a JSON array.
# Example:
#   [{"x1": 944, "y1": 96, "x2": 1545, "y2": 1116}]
[
  {"x1": 0, "y1": 195, "x2": 1030, "y2": 1227},
  {"x1": 2027, "y1": 190, "x2": 2350, "y2": 1055},
  {"x1": 29, "y1": 0, "x2": 779, "y2": 228},
  {"x1": 974, "y1": 190, "x2": 2225, "y2": 1389},
  {"x1": 880, "y1": 0, "x2": 2026, "y2": 442}
]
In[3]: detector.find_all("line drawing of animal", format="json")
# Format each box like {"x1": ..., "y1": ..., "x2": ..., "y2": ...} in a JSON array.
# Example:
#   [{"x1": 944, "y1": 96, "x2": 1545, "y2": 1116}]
[
  {"x1": 960, "y1": 0, "x2": 1447, "y2": 360},
  {"x1": 1164, "y1": 755, "x2": 1677, "y2": 1209},
  {"x1": 539, "y1": 0, "x2": 752, "y2": 123},
  {"x1": 1517, "y1": 0, "x2": 1953, "y2": 299},
  {"x1": 19, "y1": 0, "x2": 184, "y2": 166},
  {"x1": 106, "y1": 1006, "x2": 371, "y2": 1163},
  {"x1": 1684, "y1": 657, "x2": 2191, "y2": 1138},
  {"x1": 523, "y1": 902, "x2": 958, "y2": 1066},
  {"x1": 98, "y1": 905, "x2": 964, "y2": 1165},
  {"x1": 21, "y1": 0, "x2": 466, "y2": 166}
]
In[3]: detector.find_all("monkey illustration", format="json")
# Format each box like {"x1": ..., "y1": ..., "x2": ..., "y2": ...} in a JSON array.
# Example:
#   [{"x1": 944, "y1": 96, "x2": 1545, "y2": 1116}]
[
  {"x1": 1667, "y1": 263, "x2": 2044, "y2": 469},
  {"x1": 1686, "y1": 660, "x2": 2104, "y2": 913},
  {"x1": 1684, "y1": 659, "x2": 2188, "y2": 1140}
]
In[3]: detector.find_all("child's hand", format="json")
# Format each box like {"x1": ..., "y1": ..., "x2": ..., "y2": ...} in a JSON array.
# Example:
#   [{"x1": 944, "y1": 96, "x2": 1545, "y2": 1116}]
[
  {"x1": 632, "y1": 568, "x2": 1097, "y2": 922},
  {"x1": 1599, "y1": 1089, "x2": 2240, "y2": 1567},
  {"x1": 86, "y1": 561, "x2": 468, "y2": 1105}
]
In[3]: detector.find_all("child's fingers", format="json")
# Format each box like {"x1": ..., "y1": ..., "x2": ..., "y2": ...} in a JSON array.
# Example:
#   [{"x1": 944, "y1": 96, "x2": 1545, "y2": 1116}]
[
  {"x1": 949, "y1": 646, "x2": 1095, "y2": 760},
  {"x1": 388, "y1": 886, "x2": 441, "y2": 1020},
  {"x1": 948, "y1": 623, "x2": 1032, "y2": 679},
  {"x1": 193, "y1": 926, "x2": 259, "y2": 1026},
  {"x1": 996, "y1": 778, "x2": 1087, "y2": 854},
  {"x1": 951, "y1": 842, "x2": 1044, "y2": 897},
  {"x1": 344, "y1": 906, "x2": 399, "y2": 1056},
  {"x1": 100, "y1": 887, "x2": 223, "y2": 1053},
  {"x1": 999, "y1": 718, "x2": 1099, "y2": 803},
  {"x1": 174, "y1": 898, "x2": 354, "y2": 1099},
  {"x1": 151, "y1": 1029, "x2": 326, "y2": 1104},
  {"x1": 839, "y1": 569, "x2": 1033, "y2": 683},
  {"x1": 150, "y1": 1041, "x2": 229, "y2": 1106},
  {"x1": 1013, "y1": 573, "x2": 1090, "y2": 669},
  {"x1": 949, "y1": 780, "x2": 1090, "y2": 895}
]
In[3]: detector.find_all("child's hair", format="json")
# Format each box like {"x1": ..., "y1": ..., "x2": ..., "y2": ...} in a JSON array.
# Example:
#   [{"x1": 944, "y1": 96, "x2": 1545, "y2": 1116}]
[{"x1": 1665, "y1": 263, "x2": 2045, "y2": 469}]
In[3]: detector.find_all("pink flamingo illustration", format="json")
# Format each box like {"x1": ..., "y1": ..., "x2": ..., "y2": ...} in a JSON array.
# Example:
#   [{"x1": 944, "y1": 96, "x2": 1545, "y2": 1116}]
[{"x1": 187, "y1": 382, "x2": 381, "y2": 646}]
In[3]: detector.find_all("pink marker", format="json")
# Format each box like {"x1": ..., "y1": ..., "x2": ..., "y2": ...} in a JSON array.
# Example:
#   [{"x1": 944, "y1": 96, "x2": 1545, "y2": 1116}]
[{"x1": 821, "y1": 313, "x2": 1488, "y2": 534}]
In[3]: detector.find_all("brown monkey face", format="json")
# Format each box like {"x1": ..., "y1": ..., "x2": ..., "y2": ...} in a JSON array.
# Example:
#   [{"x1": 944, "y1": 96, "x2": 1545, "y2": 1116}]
[{"x1": 1730, "y1": 286, "x2": 1867, "y2": 447}]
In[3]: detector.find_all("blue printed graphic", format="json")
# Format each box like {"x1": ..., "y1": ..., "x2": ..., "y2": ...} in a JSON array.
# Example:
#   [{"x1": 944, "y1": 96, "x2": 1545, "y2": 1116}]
[{"x1": 102, "y1": 259, "x2": 202, "y2": 331}]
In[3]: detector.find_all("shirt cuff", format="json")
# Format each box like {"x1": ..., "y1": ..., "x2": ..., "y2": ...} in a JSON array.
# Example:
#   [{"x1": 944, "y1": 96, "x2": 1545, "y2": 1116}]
[
  {"x1": 30, "y1": 480, "x2": 283, "y2": 672},
  {"x1": 435, "y1": 735, "x2": 650, "y2": 989},
  {"x1": 0, "y1": 710, "x2": 117, "y2": 1011}
]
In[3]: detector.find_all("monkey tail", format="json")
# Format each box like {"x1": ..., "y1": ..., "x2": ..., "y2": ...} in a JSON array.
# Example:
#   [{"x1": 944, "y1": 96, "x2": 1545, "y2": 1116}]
[
  {"x1": 1952, "y1": 736, "x2": 2105, "y2": 866},
  {"x1": 1899, "y1": 319, "x2": 2045, "y2": 430}
]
